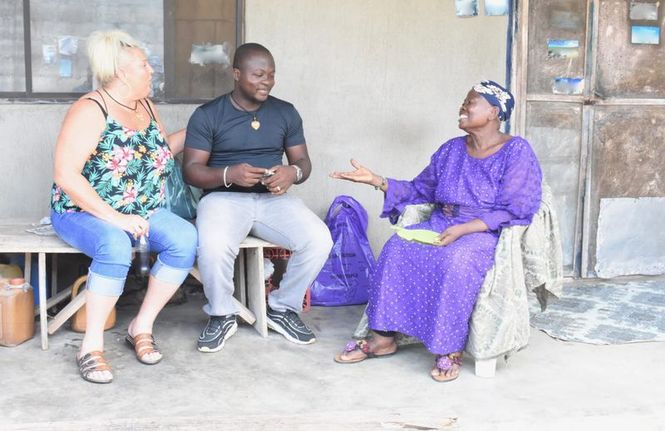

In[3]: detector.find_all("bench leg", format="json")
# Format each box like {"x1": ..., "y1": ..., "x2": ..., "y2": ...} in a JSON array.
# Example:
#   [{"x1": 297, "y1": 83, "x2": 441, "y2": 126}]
[
  {"x1": 47, "y1": 276, "x2": 87, "y2": 335},
  {"x1": 474, "y1": 358, "x2": 497, "y2": 378},
  {"x1": 34, "y1": 285, "x2": 73, "y2": 317},
  {"x1": 189, "y1": 265, "x2": 256, "y2": 325},
  {"x1": 245, "y1": 247, "x2": 268, "y2": 337},
  {"x1": 51, "y1": 254, "x2": 58, "y2": 298},
  {"x1": 24, "y1": 252, "x2": 32, "y2": 285},
  {"x1": 38, "y1": 253, "x2": 48, "y2": 350},
  {"x1": 234, "y1": 252, "x2": 246, "y2": 305}
]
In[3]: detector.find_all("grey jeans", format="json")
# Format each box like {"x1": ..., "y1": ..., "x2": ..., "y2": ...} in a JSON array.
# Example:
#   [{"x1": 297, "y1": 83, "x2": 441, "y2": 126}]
[{"x1": 196, "y1": 192, "x2": 333, "y2": 316}]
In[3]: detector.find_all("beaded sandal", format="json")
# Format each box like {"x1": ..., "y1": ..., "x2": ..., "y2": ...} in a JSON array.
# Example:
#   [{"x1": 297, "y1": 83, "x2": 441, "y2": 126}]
[
  {"x1": 125, "y1": 333, "x2": 163, "y2": 365},
  {"x1": 77, "y1": 351, "x2": 113, "y2": 384},
  {"x1": 334, "y1": 339, "x2": 397, "y2": 364},
  {"x1": 431, "y1": 353, "x2": 462, "y2": 382}
]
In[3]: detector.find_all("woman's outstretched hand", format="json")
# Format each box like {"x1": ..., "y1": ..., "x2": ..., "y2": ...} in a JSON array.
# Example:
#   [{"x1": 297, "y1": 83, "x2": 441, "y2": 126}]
[{"x1": 330, "y1": 159, "x2": 377, "y2": 185}]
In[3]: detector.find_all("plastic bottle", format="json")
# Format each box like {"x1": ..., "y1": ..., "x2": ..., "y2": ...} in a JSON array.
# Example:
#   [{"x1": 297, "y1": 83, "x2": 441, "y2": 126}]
[
  {"x1": 137, "y1": 235, "x2": 150, "y2": 277},
  {"x1": 0, "y1": 278, "x2": 35, "y2": 346}
]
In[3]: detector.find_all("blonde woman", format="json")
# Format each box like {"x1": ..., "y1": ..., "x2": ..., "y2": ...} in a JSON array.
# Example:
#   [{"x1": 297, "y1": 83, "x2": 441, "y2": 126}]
[{"x1": 51, "y1": 30, "x2": 196, "y2": 383}]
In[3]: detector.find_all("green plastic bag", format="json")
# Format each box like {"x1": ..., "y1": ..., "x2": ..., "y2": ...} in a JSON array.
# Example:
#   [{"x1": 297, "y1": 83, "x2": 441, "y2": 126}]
[{"x1": 165, "y1": 157, "x2": 200, "y2": 220}]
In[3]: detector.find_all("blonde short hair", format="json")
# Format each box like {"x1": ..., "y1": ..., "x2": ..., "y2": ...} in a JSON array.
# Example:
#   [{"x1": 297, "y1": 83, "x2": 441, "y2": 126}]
[{"x1": 87, "y1": 30, "x2": 143, "y2": 86}]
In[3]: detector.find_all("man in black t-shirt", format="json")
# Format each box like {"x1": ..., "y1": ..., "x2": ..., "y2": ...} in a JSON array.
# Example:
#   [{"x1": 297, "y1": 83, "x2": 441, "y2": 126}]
[{"x1": 183, "y1": 43, "x2": 332, "y2": 352}]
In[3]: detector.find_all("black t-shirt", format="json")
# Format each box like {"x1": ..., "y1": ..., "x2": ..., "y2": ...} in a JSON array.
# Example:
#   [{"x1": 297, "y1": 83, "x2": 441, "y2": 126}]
[{"x1": 185, "y1": 93, "x2": 306, "y2": 193}]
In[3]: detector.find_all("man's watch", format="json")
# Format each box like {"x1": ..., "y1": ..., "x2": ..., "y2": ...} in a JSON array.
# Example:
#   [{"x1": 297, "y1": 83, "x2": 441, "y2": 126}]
[{"x1": 291, "y1": 165, "x2": 303, "y2": 183}]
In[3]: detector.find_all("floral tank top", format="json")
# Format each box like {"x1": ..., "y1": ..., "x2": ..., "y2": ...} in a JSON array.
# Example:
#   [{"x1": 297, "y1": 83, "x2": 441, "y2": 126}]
[{"x1": 50, "y1": 98, "x2": 174, "y2": 218}]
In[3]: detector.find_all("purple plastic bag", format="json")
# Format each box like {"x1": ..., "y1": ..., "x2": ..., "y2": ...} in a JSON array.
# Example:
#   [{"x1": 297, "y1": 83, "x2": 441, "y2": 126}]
[{"x1": 311, "y1": 195, "x2": 376, "y2": 306}]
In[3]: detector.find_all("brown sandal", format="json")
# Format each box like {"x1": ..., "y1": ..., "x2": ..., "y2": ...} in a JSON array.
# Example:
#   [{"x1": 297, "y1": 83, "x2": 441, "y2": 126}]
[
  {"x1": 125, "y1": 333, "x2": 163, "y2": 365},
  {"x1": 77, "y1": 351, "x2": 113, "y2": 384},
  {"x1": 334, "y1": 339, "x2": 397, "y2": 364},
  {"x1": 431, "y1": 353, "x2": 462, "y2": 382}
]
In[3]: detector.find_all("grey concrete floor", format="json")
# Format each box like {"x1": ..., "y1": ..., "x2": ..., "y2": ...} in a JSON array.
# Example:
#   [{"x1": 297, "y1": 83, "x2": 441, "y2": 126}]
[{"x1": 1, "y1": 282, "x2": 665, "y2": 431}]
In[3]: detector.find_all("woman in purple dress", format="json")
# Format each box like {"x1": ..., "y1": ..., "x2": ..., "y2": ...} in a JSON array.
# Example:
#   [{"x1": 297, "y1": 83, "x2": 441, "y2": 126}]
[{"x1": 330, "y1": 81, "x2": 542, "y2": 382}]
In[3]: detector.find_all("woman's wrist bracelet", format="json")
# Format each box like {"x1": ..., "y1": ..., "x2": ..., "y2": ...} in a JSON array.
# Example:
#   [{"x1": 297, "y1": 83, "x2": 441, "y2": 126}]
[
  {"x1": 223, "y1": 166, "x2": 232, "y2": 188},
  {"x1": 373, "y1": 176, "x2": 387, "y2": 190}
]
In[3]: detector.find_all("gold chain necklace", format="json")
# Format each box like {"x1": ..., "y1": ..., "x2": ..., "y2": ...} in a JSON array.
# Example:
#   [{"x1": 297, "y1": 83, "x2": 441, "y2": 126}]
[
  {"x1": 103, "y1": 88, "x2": 145, "y2": 121},
  {"x1": 230, "y1": 93, "x2": 261, "y2": 130}
]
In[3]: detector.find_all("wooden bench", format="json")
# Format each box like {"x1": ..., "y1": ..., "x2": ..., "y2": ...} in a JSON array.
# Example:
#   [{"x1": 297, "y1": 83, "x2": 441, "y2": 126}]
[{"x1": 0, "y1": 221, "x2": 278, "y2": 350}]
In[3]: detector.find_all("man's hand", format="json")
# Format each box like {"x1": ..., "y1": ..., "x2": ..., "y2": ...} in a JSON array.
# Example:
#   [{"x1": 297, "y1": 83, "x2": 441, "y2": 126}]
[
  {"x1": 262, "y1": 165, "x2": 297, "y2": 195},
  {"x1": 227, "y1": 163, "x2": 266, "y2": 187}
]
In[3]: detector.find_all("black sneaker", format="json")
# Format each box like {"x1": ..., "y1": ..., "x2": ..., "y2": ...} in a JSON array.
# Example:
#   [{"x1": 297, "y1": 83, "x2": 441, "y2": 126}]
[
  {"x1": 266, "y1": 306, "x2": 316, "y2": 345},
  {"x1": 197, "y1": 315, "x2": 238, "y2": 353}
]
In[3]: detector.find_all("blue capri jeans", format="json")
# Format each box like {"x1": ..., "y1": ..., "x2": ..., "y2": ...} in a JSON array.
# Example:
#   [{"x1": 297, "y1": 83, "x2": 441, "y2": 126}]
[{"x1": 51, "y1": 208, "x2": 197, "y2": 296}]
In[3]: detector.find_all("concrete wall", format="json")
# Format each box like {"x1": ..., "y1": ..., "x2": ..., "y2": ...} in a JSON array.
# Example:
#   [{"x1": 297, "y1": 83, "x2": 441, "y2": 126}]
[
  {"x1": 0, "y1": 0, "x2": 508, "y2": 255},
  {"x1": 0, "y1": 104, "x2": 197, "y2": 221},
  {"x1": 245, "y1": 0, "x2": 508, "y2": 253}
]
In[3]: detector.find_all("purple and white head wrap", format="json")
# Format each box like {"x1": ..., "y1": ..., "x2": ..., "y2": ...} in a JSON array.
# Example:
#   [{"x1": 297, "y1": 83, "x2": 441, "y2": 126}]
[{"x1": 473, "y1": 80, "x2": 515, "y2": 121}]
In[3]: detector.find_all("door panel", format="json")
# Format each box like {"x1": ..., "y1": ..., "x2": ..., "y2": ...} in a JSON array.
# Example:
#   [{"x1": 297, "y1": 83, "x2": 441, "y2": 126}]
[
  {"x1": 593, "y1": 106, "x2": 665, "y2": 198},
  {"x1": 527, "y1": 0, "x2": 587, "y2": 95},
  {"x1": 587, "y1": 105, "x2": 665, "y2": 274},
  {"x1": 584, "y1": 1, "x2": 665, "y2": 276},
  {"x1": 519, "y1": 0, "x2": 665, "y2": 277},
  {"x1": 596, "y1": 1, "x2": 665, "y2": 98},
  {"x1": 515, "y1": 0, "x2": 665, "y2": 277},
  {"x1": 525, "y1": 101, "x2": 583, "y2": 273},
  {"x1": 521, "y1": 0, "x2": 588, "y2": 275}
]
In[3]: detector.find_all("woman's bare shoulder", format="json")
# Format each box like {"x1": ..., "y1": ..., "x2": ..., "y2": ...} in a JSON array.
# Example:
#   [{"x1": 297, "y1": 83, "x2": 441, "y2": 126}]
[
  {"x1": 67, "y1": 91, "x2": 104, "y2": 113},
  {"x1": 60, "y1": 92, "x2": 107, "y2": 132}
]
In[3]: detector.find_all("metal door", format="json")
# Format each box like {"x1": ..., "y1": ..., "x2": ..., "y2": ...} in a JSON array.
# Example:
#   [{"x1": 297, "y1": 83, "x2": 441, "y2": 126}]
[{"x1": 513, "y1": 0, "x2": 665, "y2": 277}]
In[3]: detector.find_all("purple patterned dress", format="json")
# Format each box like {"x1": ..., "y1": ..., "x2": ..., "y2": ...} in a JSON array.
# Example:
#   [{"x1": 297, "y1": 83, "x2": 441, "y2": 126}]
[{"x1": 367, "y1": 136, "x2": 542, "y2": 355}]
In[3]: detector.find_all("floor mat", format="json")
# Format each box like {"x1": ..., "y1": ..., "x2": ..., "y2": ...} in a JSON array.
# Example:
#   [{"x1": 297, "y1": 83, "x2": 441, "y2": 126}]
[{"x1": 530, "y1": 279, "x2": 665, "y2": 344}]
